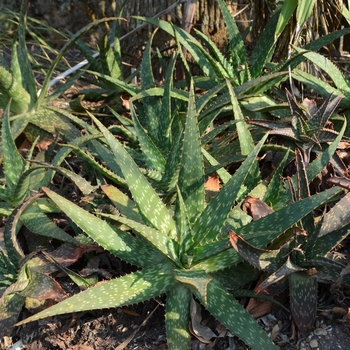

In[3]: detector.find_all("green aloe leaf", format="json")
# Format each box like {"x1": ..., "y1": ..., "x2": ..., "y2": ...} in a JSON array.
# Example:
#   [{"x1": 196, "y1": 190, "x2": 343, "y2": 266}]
[
  {"x1": 99, "y1": 33, "x2": 123, "y2": 84},
  {"x1": 295, "y1": 149, "x2": 315, "y2": 237},
  {"x1": 297, "y1": 117, "x2": 346, "y2": 186},
  {"x1": 175, "y1": 187, "x2": 191, "y2": 258},
  {"x1": 100, "y1": 213, "x2": 181, "y2": 266},
  {"x1": 130, "y1": 87, "x2": 188, "y2": 103},
  {"x1": 275, "y1": 0, "x2": 297, "y2": 37},
  {"x1": 193, "y1": 185, "x2": 342, "y2": 270},
  {"x1": 296, "y1": 0, "x2": 317, "y2": 30},
  {"x1": 134, "y1": 17, "x2": 215, "y2": 79},
  {"x1": 42, "y1": 187, "x2": 164, "y2": 268},
  {"x1": 89, "y1": 114, "x2": 177, "y2": 239},
  {"x1": 291, "y1": 70, "x2": 345, "y2": 105},
  {"x1": 237, "y1": 186, "x2": 342, "y2": 238},
  {"x1": 289, "y1": 272, "x2": 317, "y2": 336},
  {"x1": 292, "y1": 47, "x2": 350, "y2": 97},
  {"x1": 311, "y1": 192, "x2": 350, "y2": 257},
  {"x1": 217, "y1": 0, "x2": 249, "y2": 83},
  {"x1": 229, "y1": 231, "x2": 290, "y2": 272},
  {"x1": 188, "y1": 38, "x2": 232, "y2": 80},
  {"x1": 29, "y1": 162, "x2": 95, "y2": 195},
  {"x1": 37, "y1": 17, "x2": 123, "y2": 107},
  {"x1": 1, "y1": 103, "x2": 25, "y2": 191},
  {"x1": 159, "y1": 51, "x2": 177, "y2": 150},
  {"x1": 62, "y1": 143, "x2": 127, "y2": 188},
  {"x1": 0, "y1": 66, "x2": 30, "y2": 114},
  {"x1": 176, "y1": 270, "x2": 278, "y2": 350},
  {"x1": 130, "y1": 102, "x2": 166, "y2": 172},
  {"x1": 17, "y1": 1, "x2": 36, "y2": 102},
  {"x1": 16, "y1": 261, "x2": 176, "y2": 326},
  {"x1": 263, "y1": 150, "x2": 290, "y2": 209},
  {"x1": 226, "y1": 79, "x2": 254, "y2": 155},
  {"x1": 101, "y1": 184, "x2": 142, "y2": 223},
  {"x1": 139, "y1": 29, "x2": 161, "y2": 144},
  {"x1": 256, "y1": 257, "x2": 305, "y2": 293},
  {"x1": 249, "y1": 8, "x2": 281, "y2": 78},
  {"x1": 193, "y1": 29, "x2": 235, "y2": 79},
  {"x1": 201, "y1": 148, "x2": 231, "y2": 185},
  {"x1": 165, "y1": 283, "x2": 192, "y2": 350},
  {"x1": 190, "y1": 133, "x2": 269, "y2": 250},
  {"x1": 20, "y1": 211, "x2": 78, "y2": 245},
  {"x1": 178, "y1": 79, "x2": 204, "y2": 223},
  {"x1": 289, "y1": 27, "x2": 350, "y2": 72},
  {"x1": 0, "y1": 293, "x2": 25, "y2": 338}
]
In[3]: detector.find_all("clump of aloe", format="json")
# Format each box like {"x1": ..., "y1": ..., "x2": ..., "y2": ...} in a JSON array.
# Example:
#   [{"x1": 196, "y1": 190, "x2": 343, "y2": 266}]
[{"x1": 249, "y1": 89, "x2": 349, "y2": 163}]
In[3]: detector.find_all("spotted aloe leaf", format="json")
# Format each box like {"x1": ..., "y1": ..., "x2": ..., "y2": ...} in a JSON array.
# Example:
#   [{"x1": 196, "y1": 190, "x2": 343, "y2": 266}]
[
  {"x1": 99, "y1": 213, "x2": 181, "y2": 266},
  {"x1": 138, "y1": 29, "x2": 162, "y2": 145},
  {"x1": 130, "y1": 102, "x2": 166, "y2": 172},
  {"x1": 101, "y1": 184, "x2": 143, "y2": 223},
  {"x1": 310, "y1": 192, "x2": 350, "y2": 258},
  {"x1": 175, "y1": 269, "x2": 278, "y2": 350},
  {"x1": 0, "y1": 66, "x2": 30, "y2": 114},
  {"x1": 0, "y1": 293, "x2": 25, "y2": 338},
  {"x1": 229, "y1": 231, "x2": 292, "y2": 272},
  {"x1": 16, "y1": 261, "x2": 176, "y2": 327},
  {"x1": 89, "y1": 115, "x2": 177, "y2": 239},
  {"x1": 165, "y1": 283, "x2": 192, "y2": 349},
  {"x1": 255, "y1": 257, "x2": 305, "y2": 294},
  {"x1": 1, "y1": 103, "x2": 25, "y2": 192},
  {"x1": 159, "y1": 51, "x2": 177, "y2": 151},
  {"x1": 289, "y1": 272, "x2": 317, "y2": 336},
  {"x1": 178, "y1": 80, "x2": 205, "y2": 224},
  {"x1": 190, "y1": 133, "x2": 269, "y2": 250},
  {"x1": 192, "y1": 185, "x2": 342, "y2": 272},
  {"x1": 20, "y1": 211, "x2": 79, "y2": 245},
  {"x1": 41, "y1": 187, "x2": 164, "y2": 268}
]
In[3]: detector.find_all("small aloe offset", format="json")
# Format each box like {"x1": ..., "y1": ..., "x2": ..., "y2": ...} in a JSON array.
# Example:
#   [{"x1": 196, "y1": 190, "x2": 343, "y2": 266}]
[{"x1": 249, "y1": 90, "x2": 349, "y2": 163}]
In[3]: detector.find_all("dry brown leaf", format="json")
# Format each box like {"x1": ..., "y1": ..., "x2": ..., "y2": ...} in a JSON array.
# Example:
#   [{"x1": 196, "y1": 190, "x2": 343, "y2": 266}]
[
  {"x1": 205, "y1": 175, "x2": 220, "y2": 192},
  {"x1": 271, "y1": 322, "x2": 281, "y2": 341},
  {"x1": 241, "y1": 196, "x2": 274, "y2": 221},
  {"x1": 302, "y1": 97, "x2": 317, "y2": 115},
  {"x1": 189, "y1": 297, "x2": 216, "y2": 343},
  {"x1": 121, "y1": 308, "x2": 140, "y2": 317},
  {"x1": 246, "y1": 297, "x2": 272, "y2": 319},
  {"x1": 121, "y1": 94, "x2": 131, "y2": 110}
]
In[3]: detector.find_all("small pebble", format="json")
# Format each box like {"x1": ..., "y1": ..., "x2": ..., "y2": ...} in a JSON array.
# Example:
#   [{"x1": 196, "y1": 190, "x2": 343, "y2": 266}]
[
  {"x1": 310, "y1": 339, "x2": 319, "y2": 348},
  {"x1": 314, "y1": 328, "x2": 328, "y2": 336}
]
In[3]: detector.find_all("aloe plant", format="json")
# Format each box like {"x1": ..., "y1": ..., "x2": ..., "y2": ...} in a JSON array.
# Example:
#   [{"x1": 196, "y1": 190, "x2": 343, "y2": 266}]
[
  {"x1": 230, "y1": 142, "x2": 350, "y2": 336},
  {"x1": 0, "y1": 0, "x2": 125, "y2": 147},
  {"x1": 13, "y1": 75, "x2": 347, "y2": 349},
  {"x1": 249, "y1": 90, "x2": 350, "y2": 164},
  {"x1": 2, "y1": 1, "x2": 348, "y2": 347}
]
